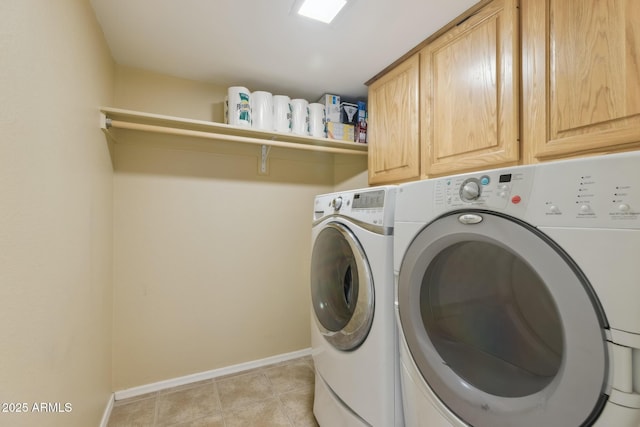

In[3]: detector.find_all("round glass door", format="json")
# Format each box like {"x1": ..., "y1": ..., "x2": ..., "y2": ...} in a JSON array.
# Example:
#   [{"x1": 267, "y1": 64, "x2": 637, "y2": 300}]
[
  {"x1": 398, "y1": 211, "x2": 608, "y2": 427},
  {"x1": 421, "y1": 240, "x2": 563, "y2": 398},
  {"x1": 311, "y1": 222, "x2": 374, "y2": 351}
]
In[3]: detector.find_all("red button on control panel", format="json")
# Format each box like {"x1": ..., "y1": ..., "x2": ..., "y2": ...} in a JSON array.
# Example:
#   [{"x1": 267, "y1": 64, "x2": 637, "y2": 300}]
[{"x1": 511, "y1": 195, "x2": 521, "y2": 204}]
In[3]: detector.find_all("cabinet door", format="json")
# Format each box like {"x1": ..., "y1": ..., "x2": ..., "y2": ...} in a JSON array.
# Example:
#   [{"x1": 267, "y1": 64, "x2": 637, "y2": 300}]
[
  {"x1": 368, "y1": 54, "x2": 420, "y2": 185},
  {"x1": 421, "y1": 0, "x2": 519, "y2": 177},
  {"x1": 523, "y1": 0, "x2": 640, "y2": 162}
]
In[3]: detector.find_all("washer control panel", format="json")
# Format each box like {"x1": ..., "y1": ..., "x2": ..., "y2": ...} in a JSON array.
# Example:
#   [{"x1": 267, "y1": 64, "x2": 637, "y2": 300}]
[{"x1": 314, "y1": 187, "x2": 396, "y2": 228}]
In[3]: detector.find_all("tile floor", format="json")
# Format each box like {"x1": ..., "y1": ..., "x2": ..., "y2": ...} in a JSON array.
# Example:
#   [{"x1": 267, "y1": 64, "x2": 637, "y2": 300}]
[{"x1": 107, "y1": 356, "x2": 319, "y2": 427}]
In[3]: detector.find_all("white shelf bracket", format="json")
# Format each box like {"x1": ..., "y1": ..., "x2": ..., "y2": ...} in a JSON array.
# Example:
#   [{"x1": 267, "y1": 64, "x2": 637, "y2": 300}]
[
  {"x1": 259, "y1": 144, "x2": 271, "y2": 175},
  {"x1": 100, "y1": 112, "x2": 112, "y2": 130}
]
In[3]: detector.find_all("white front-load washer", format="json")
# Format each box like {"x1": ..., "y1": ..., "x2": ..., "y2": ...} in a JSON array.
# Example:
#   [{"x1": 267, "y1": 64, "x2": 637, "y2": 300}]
[
  {"x1": 310, "y1": 186, "x2": 403, "y2": 427},
  {"x1": 394, "y1": 152, "x2": 640, "y2": 427}
]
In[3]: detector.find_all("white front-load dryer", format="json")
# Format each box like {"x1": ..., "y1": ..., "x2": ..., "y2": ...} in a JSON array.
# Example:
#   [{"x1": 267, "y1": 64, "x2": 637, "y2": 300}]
[
  {"x1": 394, "y1": 152, "x2": 640, "y2": 427},
  {"x1": 311, "y1": 186, "x2": 403, "y2": 427}
]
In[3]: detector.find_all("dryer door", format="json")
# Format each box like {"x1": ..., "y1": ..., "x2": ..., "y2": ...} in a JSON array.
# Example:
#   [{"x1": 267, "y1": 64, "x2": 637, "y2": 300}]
[
  {"x1": 311, "y1": 222, "x2": 374, "y2": 351},
  {"x1": 397, "y1": 211, "x2": 609, "y2": 427}
]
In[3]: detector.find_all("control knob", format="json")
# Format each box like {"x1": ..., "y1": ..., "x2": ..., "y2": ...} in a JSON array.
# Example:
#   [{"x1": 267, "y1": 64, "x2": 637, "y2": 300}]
[
  {"x1": 460, "y1": 179, "x2": 481, "y2": 202},
  {"x1": 331, "y1": 196, "x2": 343, "y2": 210}
]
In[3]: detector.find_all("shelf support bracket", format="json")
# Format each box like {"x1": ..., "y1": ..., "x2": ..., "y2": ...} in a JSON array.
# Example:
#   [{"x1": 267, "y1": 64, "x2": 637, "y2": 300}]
[
  {"x1": 100, "y1": 113, "x2": 112, "y2": 130},
  {"x1": 259, "y1": 144, "x2": 271, "y2": 175}
]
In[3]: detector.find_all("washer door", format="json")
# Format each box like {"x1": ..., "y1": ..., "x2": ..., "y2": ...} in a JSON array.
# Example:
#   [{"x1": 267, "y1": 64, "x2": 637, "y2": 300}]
[
  {"x1": 397, "y1": 211, "x2": 608, "y2": 427},
  {"x1": 311, "y1": 222, "x2": 374, "y2": 351}
]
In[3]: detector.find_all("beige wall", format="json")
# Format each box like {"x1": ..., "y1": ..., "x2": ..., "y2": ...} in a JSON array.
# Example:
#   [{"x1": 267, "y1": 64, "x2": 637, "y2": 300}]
[
  {"x1": 111, "y1": 66, "x2": 367, "y2": 389},
  {"x1": 0, "y1": 0, "x2": 368, "y2": 409},
  {"x1": 0, "y1": 1, "x2": 114, "y2": 426},
  {"x1": 113, "y1": 66, "x2": 227, "y2": 122},
  {"x1": 1, "y1": 0, "x2": 368, "y2": 415}
]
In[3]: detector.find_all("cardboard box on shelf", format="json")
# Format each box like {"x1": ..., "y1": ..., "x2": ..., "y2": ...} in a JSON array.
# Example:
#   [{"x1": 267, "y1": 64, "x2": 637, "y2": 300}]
[
  {"x1": 317, "y1": 94, "x2": 341, "y2": 123},
  {"x1": 340, "y1": 102, "x2": 358, "y2": 125},
  {"x1": 355, "y1": 101, "x2": 367, "y2": 144},
  {"x1": 355, "y1": 120, "x2": 367, "y2": 144},
  {"x1": 327, "y1": 122, "x2": 355, "y2": 141},
  {"x1": 357, "y1": 101, "x2": 366, "y2": 121}
]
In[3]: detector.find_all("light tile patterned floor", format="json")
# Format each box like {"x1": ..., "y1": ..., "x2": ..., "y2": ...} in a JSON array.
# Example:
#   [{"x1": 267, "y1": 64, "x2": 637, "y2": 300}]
[{"x1": 107, "y1": 356, "x2": 318, "y2": 427}]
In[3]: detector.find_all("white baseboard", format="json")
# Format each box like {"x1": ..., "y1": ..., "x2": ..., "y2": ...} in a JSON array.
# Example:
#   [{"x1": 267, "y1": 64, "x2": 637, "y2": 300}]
[
  {"x1": 114, "y1": 347, "x2": 312, "y2": 401},
  {"x1": 99, "y1": 393, "x2": 115, "y2": 427}
]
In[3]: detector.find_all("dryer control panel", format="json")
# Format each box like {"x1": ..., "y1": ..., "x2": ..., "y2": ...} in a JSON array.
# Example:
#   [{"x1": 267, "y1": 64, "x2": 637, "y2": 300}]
[
  {"x1": 426, "y1": 152, "x2": 640, "y2": 229},
  {"x1": 432, "y1": 165, "x2": 536, "y2": 217},
  {"x1": 527, "y1": 152, "x2": 640, "y2": 229}
]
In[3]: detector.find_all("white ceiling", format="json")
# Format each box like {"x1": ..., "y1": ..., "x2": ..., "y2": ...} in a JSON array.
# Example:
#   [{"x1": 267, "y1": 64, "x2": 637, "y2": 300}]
[{"x1": 90, "y1": 0, "x2": 479, "y2": 101}]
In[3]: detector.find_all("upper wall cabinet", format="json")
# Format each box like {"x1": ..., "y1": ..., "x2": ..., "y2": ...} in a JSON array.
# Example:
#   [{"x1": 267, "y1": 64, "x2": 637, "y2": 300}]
[
  {"x1": 421, "y1": 0, "x2": 520, "y2": 177},
  {"x1": 366, "y1": 0, "x2": 519, "y2": 184},
  {"x1": 522, "y1": 0, "x2": 640, "y2": 162},
  {"x1": 368, "y1": 54, "x2": 420, "y2": 185},
  {"x1": 368, "y1": 0, "x2": 640, "y2": 185}
]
